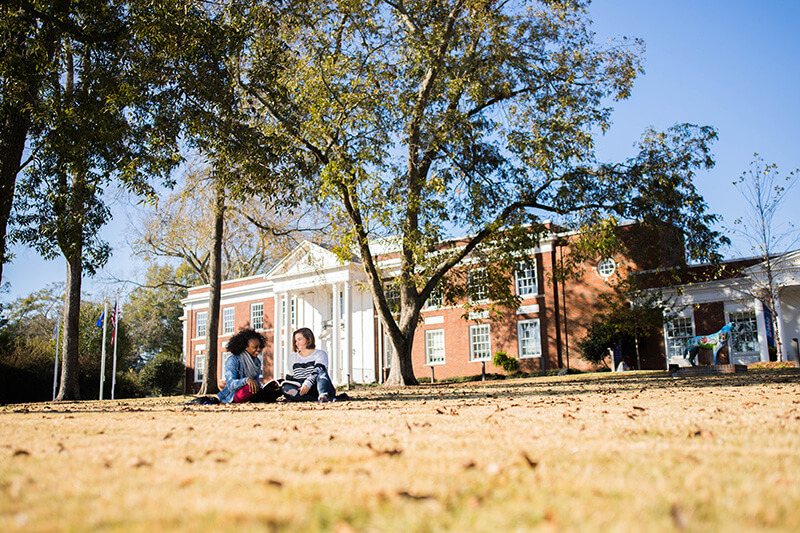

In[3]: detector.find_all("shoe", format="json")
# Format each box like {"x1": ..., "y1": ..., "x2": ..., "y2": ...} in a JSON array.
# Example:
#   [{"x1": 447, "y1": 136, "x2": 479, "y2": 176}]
[
  {"x1": 317, "y1": 394, "x2": 330, "y2": 403},
  {"x1": 181, "y1": 396, "x2": 220, "y2": 405}
]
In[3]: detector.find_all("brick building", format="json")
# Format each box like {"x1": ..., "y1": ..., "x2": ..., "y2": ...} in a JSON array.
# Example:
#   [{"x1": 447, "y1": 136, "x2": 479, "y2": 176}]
[
  {"x1": 652, "y1": 250, "x2": 800, "y2": 366},
  {"x1": 180, "y1": 226, "x2": 800, "y2": 392}
]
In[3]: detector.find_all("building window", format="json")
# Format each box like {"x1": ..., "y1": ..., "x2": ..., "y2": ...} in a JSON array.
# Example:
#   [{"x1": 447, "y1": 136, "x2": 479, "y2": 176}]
[
  {"x1": 291, "y1": 298, "x2": 296, "y2": 327},
  {"x1": 222, "y1": 308, "x2": 235, "y2": 335},
  {"x1": 728, "y1": 310, "x2": 759, "y2": 355},
  {"x1": 196, "y1": 311, "x2": 207, "y2": 338},
  {"x1": 518, "y1": 319, "x2": 542, "y2": 358},
  {"x1": 597, "y1": 258, "x2": 616, "y2": 278},
  {"x1": 515, "y1": 261, "x2": 537, "y2": 297},
  {"x1": 194, "y1": 352, "x2": 205, "y2": 382},
  {"x1": 386, "y1": 287, "x2": 400, "y2": 315},
  {"x1": 469, "y1": 324, "x2": 492, "y2": 362},
  {"x1": 251, "y1": 303, "x2": 264, "y2": 330},
  {"x1": 426, "y1": 284, "x2": 443, "y2": 309},
  {"x1": 664, "y1": 316, "x2": 694, "y2": 359},
  {"x1": 425, "y1": 329, "x2": 445, "y2": 365},
  {"x1": 468, "y1": 268, "x2": 488, "y2": 303}
]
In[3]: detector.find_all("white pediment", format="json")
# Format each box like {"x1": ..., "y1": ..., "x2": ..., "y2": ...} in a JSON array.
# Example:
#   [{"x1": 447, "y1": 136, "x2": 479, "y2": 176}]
[
  {"x1": 266, "y1": 241, "x2": 350, "y2": 280},
  {"x1": 743, "y1": 250, "x2": 800, "y2": 288}
]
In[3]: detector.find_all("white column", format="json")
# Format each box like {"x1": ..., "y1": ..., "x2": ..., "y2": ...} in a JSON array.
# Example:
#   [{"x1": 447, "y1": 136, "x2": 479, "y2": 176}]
[
  {"x1": 273, "y1": 292, "x2": 282, "y2": 379},
  {"x1": 754, "y1": 297, "x2": 770, "y2": 362},
  {"x1": 774, "y1": 291, "x2": 787, "y2": 361},
  {"x1": 285, "y1": 292, "x2": 294, "y2": 375},
  {"x1": 344, "y1": 279, "x2": 352, "y2": 385},
  {"x1": 377, "y1": 318, "x2": 384, "y2": 384},
  {"x1": 332, "y1": 282, "x2": 341, "y2": 385}
]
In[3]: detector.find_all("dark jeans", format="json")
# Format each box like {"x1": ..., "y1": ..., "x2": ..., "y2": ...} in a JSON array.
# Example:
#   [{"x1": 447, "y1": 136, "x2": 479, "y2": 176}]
[{"x1": 282, "y1": 369, "x2": 336, "y2": 402}]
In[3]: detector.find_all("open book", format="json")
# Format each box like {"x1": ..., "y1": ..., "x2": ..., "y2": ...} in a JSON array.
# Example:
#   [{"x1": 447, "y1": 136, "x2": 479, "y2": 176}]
[{"x1": 245, "y1": 379, "x2": 285, "y2": 403}]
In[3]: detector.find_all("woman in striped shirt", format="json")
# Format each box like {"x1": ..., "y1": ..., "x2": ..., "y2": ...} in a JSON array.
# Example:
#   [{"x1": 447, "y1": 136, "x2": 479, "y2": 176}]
[{"x1": 283, "y1": 327, "x2": 336, "y2": 403}]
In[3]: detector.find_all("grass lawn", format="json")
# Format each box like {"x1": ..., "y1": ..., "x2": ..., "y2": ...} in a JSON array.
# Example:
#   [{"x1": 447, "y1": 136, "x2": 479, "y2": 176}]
[{"x1": 1, "y1": 368, "x2": 799, "y2": 532}]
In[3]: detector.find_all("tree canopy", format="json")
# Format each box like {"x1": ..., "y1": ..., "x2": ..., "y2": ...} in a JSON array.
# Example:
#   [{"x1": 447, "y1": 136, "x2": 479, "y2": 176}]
[{"x1": 232, "y1": 0, "x2": 728, "y2": 384}]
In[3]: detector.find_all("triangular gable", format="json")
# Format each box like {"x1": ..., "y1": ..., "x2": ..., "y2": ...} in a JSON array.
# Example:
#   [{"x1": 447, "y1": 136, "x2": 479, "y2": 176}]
[
  {"x1": 266, "y1": 241, "x2": 349, "y2": 280},
  {"x1": 742, "y1": 250, "x2": 800, "y2": 287}
]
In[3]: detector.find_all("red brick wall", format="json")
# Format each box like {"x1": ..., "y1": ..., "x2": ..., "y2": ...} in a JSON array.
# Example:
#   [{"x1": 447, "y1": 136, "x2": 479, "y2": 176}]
[
  {"x1": 406, "y1": 242, "x2": 630, "y2": 380},
  {"x1": 184, "y1": 295, "x2": 276, "y2": 393}
]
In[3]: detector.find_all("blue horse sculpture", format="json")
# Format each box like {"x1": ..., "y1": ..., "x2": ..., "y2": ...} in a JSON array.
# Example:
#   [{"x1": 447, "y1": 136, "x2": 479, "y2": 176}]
[{"x1": 683, "y1": 322, "x2": 739, "y2": 366}]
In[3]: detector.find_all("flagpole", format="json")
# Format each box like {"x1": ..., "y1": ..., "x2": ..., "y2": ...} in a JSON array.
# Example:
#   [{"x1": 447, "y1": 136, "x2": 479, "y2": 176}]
[
  {"x1": 99, "y1": 300, "x2": 108, "y2": 400},
  {"x1": 52, "y1": 318, "x2": 60, "y2": 401},
  {"x1": 111, "y1": 296, "x2": 119, "y2": 400}
]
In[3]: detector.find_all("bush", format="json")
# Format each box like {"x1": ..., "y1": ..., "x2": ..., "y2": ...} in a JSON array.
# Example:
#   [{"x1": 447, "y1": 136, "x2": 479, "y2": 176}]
[
  {"x1": 492, "y1": 350, "x2": 520, "y2": 373},
  {"x1": 139, "y1": 351, "x2": 184, "y2": 396}
]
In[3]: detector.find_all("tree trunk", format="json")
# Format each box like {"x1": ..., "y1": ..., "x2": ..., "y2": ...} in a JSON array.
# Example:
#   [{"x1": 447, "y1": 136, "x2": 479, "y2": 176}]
[
  {"x1": 56, "y1": 252, "x2": 82, "y2": 401},
  {"x1": 383, "y1": 309, "x2": 420, "y2": 386},
  {"x1": 385, "y1": 340, "x2": 419, "y2": 386},
  {"x1": 0, "y1": 110, "x2": 30, "y2": 283},
  {"x1": 0, "y1": 8, "x2": 63, "y2": 283},
  {"x1": 199, "y1": 177, "x2": 225, "y2": 395}
]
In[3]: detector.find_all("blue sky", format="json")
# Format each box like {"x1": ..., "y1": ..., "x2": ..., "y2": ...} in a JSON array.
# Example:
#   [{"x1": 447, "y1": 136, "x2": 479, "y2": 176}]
[{"x1": 4, "y1": 0, "x2": 799, "y2": 302}]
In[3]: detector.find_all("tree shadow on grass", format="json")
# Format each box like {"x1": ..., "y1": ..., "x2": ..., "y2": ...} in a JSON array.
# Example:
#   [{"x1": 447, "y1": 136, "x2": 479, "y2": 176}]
[{"x1": 4, "y1": 368, "x2": 798, "y2": 414}]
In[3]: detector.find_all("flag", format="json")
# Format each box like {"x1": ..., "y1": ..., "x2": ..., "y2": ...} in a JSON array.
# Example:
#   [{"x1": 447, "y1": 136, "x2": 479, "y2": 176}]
[
  {"x1": 96, "y1": 311, "x2": 105, "y2": 328},
  {"x1": 110, "y1": 301, "x2": 120, "y2": 345},
  {"x1": 52, "y1": 320, "x2": 59, "y2": 341}
]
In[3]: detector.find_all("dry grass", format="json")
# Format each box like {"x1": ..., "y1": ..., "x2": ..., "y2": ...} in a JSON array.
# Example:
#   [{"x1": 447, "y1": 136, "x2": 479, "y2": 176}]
[{"x1": 1, "y1": 368, "x2": 799, "y2": 532}]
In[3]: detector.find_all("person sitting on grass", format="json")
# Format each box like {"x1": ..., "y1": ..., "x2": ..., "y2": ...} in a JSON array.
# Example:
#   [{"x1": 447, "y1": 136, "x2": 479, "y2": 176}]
[
  {"x1": 217, "y1": 328, "x2": 275, "y2": 404},
  {"x1": 282, "y1": 327, "x2": 336, "y2": 403}
]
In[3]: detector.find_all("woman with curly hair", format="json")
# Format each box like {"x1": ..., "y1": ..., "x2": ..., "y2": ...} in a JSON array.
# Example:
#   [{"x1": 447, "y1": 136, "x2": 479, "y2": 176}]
[{"x1": 217, "y1": 328, "x2": 276, "y2": 403}]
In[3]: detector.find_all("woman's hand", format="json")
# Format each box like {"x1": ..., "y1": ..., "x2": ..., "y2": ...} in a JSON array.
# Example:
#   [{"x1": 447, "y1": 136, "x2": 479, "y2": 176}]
[
  {"x1": 299, "y1": 383, "x2": 310, "y2": 396},
  {"x1": 247, "y1": 378, "x2": 260, "y2": 394}
]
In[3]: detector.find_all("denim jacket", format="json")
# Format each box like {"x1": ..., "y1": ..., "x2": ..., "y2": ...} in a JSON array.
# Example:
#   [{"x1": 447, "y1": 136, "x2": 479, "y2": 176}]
[{"x1": 217, "y1": 354, "x2": 262, "y2": 404}]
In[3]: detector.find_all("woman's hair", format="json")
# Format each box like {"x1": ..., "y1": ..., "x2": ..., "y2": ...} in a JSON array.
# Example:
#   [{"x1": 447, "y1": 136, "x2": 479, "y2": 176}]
[
  {"x1": 226, "y1": 328, "x2": 266, "y2": 355},
  {"x1": 291, "y1": 327, "x2": 316, "y2": 352}
]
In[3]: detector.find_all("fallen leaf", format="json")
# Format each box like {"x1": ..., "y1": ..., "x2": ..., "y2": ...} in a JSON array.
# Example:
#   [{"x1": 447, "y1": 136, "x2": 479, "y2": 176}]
[
  {"x1": 365, "y1": 442, "x2": 402, "y2": 456},
  {"x1": 129, "y1": 457, "x2": 151, "y2": 468},
  {"x1": 397, "y1": 490, "x2": 433, "y2": 500},
  {"x1": 520, "y1": 451, "x2": 538, "y2": 469},
  {"x1": 670, "y1": 503, "x2": 689, "y2": 530}
]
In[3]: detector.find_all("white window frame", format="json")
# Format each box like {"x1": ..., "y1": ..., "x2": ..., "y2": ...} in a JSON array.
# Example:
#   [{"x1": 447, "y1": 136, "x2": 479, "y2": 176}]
[
  {"x1": 515, "y1": 260, "x2": 538, "y2": 297},
  {"x1": 250, "y1": 302, "x2": 264, "y2": 331},
  {"x1": 597, "y1": 258, "x2": 616, "y2": 278},
  {"x1": 664, "y1": 314, "x2": 694, "y2": 360},
  {"x1": 425, "y1": 329, "x2": 446, "y2": 365},
  {"x1": 469, "y1": 324, "x2": 492, "y2": 362},
  {"x1": 517, "y1": 319, "x2": 542, "y2": 358},
  {"x1": 194, "y1": 352, "x2": 205, "y2": 382},
  {"x1": 386, "y1": 287, "x2": 400, "y2": 315},
  {"x1": 222, "y1": 307, "x2": 235, "y2": 335},
  {"x1": 726, "y1": 309, "x2": 760, "y2": 357},
  {"x1": 426, "y1": 284, "x2": 444, "y2": 309},
  {"x1": 468, "y1": 268, "x2": 488, "y2": 303},
  {"x1": 196, "y1": 311, "x2": 207, "y2": 338}
]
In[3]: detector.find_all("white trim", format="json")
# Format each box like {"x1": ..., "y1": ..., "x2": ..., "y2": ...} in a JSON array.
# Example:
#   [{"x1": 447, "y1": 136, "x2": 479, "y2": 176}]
[
  {"x1": 425, "y1": 329, "x2": 446, "y2": 365},
  {"x1": 469, "y1": 324, "x2": 492, "y2": 362},
  {"x1": 517, "y1": 319, "x2": 542, "y2": 358},
  {"x1": 222, "y1": 307, "x2": 235, "y2": 335}
]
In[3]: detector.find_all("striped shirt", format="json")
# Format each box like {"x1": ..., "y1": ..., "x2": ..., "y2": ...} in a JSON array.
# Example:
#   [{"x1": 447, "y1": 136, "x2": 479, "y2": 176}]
[{"x1": 287, "y1": 349, "x2": 329, "y2": 390}]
